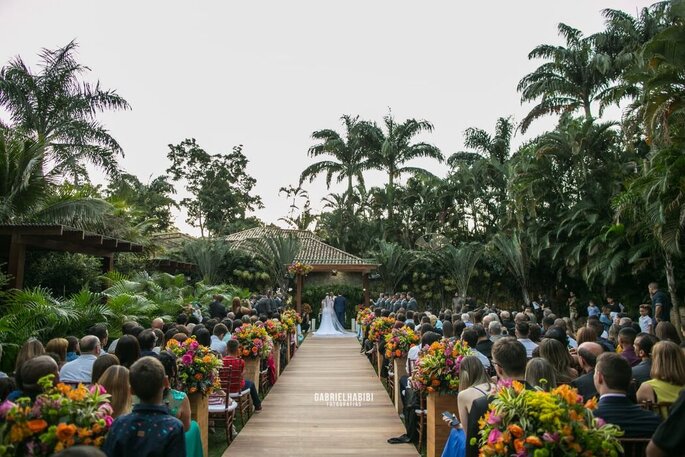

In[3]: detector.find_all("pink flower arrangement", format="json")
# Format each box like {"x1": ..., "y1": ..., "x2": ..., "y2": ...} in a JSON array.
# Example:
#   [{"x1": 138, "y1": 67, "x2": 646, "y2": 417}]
[{"x1": 166, "y1": 337, "x2": 222, "y2": 395}]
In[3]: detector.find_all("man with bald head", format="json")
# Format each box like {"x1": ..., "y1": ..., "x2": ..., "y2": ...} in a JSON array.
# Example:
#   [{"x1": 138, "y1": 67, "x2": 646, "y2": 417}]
[
  {"x1": 59, "y1": 335, "x2": 101, "y2": 383},
  {"x1": 571, "y1": 341, "x2": 603, "y2": 402},
  {"x1": 151, "y1": 318, "x2": 165, "y2": 330}
]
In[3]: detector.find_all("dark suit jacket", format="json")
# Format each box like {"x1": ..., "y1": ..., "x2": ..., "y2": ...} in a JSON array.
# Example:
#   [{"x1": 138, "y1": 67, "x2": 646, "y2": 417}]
[
  {"x1": 209, "y1": 301, "x2": 227, "y2": 319},
  {"x1": 571, "y1": 370, "x2": 598, "y2": 402},
  {"x1": 406, "y1": 299, "x2": 418, "y2": 311},
  {"x1": 594, "y1": 395, "x2": 661, "y2": 438},
  {"x1": 333, "y1": 295, "x2": 347, "y2": 312},
  {"x1": 632, "y1": 359, "x2": 652, "y2": 387}
]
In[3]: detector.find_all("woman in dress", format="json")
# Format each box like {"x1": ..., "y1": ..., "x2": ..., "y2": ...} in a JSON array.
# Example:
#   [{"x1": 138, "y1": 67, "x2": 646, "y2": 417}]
[
  {"x1": 456, "y1": 356, "x2": 492, "y2": 436},
  {"x1": 637, "y1": 340, "x2": 685, "y2": 418},
  {"x1": 98, "y1": 365, "x2": 131, "y2": 418}
]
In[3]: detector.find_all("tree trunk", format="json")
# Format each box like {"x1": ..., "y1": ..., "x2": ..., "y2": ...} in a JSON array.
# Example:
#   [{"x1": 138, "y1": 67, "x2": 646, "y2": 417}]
[
  {"x1": 583, "y1": 100, "x2": 593, "y2": 122},
  {"x1": 388, "y1": 170, "x2": 395, "y2": 224},
  {"x1": 664, "y1": 252, "x2": 683, "y2": 333},
  {"x1": 521, "y1": 285, "x2": 531, "y2": 308}
]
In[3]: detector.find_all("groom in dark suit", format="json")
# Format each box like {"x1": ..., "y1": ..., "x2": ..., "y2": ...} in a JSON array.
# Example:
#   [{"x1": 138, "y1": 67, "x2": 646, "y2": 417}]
[{"x1": 333, "y1": 292, "x2": 347, "y2": 327}]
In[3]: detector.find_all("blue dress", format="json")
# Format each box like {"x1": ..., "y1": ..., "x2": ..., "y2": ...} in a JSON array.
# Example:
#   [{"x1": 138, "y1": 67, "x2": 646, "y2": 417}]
[
  {"x1": 167, "y1": 390, "x2": 203, "y2": 457},
  {"x1": 441, "y1": 427, "x2": 466, "y2": 457}
]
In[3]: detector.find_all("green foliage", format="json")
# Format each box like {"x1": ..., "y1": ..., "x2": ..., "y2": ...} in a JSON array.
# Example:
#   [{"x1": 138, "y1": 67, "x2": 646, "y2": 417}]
[
  {"x1": 106, "y1": 173, "x2": 178, "y2": 232},
  {"x1": 24, "y1": 251, "x2": 102, "y2": 297}
]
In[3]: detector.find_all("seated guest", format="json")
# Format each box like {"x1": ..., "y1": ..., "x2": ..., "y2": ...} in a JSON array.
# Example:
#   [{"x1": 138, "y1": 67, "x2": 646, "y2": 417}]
[
  {"x1": 152, "y1": 329, "x2": 165, "y2": 354},
  {"x1": 87, "y1": 324, "x2": 109, "y2": 354},
  {"x1": 8, "y1": 355, "x2": 59, "y2": 401},
  {"x1": 45, "y1": 338, "x2": 69, "y2": 367},
  {"x1": 59, "y1": 336, "x2": 101, "y2": 383},
  {"x1": 587, "y1": 319, "x2": 615, "y2": 352},
  {"x1": 222, "y1": 339, "x2": 262, "y2": 411},
  {"x1": 515, "y1": 322, "x2": 538, "y2": 358},
  {"x1": 539, "y1": 338, "x2": 577, "y2": 384},
  {"x1": 456, "y1": 356, "x2": 491, "y2": 436},
  {"x1": 137, "y1": 330, "x2": 157, "y2": 358},
  {"x1": 571, "y1": 342, "x2": 603, "y2": 402},
  {"x1": 465, "y1": 338, "x2": 528, "y2": 457},
  {"x1": 14, "y1": 338, "x2": 45, "y2": 375},
  {"x1": 647, "y1": 389, "x2": 685, "y2": 457},
  {"x1": 210, "y1": 324, "x2": 228, "y2": 355},
  {"x1": 473, "y1": 324, "x2": 493, "y2": 359},
  {"x1": 637, "y1": 341, "x2": 685, "y2": 417},
  {"x1": 209, "y1": 294, "x2": 227, "y2": 320},
  {"x1": 98, "y1": 365, "x2": 131, "y2": 418},
  {"x1": 102, "y1": 357, "x2": 185, "y2": 457},
  {"x1": 593, "y1": 353, "x2": 661, "y2": 438},
  {"x1": 488, "y1": 321, "x2": 504, "y2": 343},
  {"x1": 618, "y1": 327, "x2": 640, "y2": 367},
  {"x1": 525, "y1": 357, "x2": 557, "y2": 391},
  {"x1": 91, "y1": 354, "x2": 120, "y2": 384},
  {"x1": 461, "y1": 328, "x2": 490, "y2": 369},
  {"x1": 65, "y1": 336, "x2": 80, "y2": 362},
  {"x1": 114, "y1": 335, "x2": 141, "y2": 369},
  {"x1": 632, "y1": 333, "x2": 657, "y2": 388}
]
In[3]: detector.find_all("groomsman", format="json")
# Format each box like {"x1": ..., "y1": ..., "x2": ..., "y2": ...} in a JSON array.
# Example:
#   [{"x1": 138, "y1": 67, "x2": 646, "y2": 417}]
[
  {"x1": 406, "y1": 293, "x2": 418, "y2": 311},
  {"x1": 372, "y1": 293, "x2": 385, "y2": 308}
]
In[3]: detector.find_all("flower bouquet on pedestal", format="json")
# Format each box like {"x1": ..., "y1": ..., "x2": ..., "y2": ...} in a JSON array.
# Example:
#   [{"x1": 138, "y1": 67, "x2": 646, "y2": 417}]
[
  {"x1": 356, "y1": 307, "x2": 374, "y2": 326},
  {"x1": 232, "y1": 323, "x2": 274, "y2": 359},
  {"x1": 368, "y1": 317, "x2": 396, "y2": 343},
  {"x1": 475, "y1": 381, "x2": 623, "y2": 457},
  {"x1": 0, "y1": 375, "x2": 113, "y2": 456},
  {"x1": 410, "y1": 338, "x2": 471, "y2": 393},
  {"x1": 287, "y1": 261, "x2": 313, "y2": 277},
  {"x1": 385, "y1": 326, "x2": 420, "y2": 359},
  {"x1": 264, "y1": 319, "x2": 288, "y2": 344},
  {"x1": 166, "y1": 337, "x2": 222, "y2": 395}
]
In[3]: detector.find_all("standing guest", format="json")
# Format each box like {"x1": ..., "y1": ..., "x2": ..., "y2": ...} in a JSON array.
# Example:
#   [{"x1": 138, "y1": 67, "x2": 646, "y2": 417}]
[
  {"x1": 632, "y1": 333, "x2": 658, "y2": 388},
  {"x1": 456, "y1": 356, "x2": 491, "y2": 436},
  {"x1": 209, "y1": 295, "x2": 227, "y2": 320},
  {"x1": 647, "y1": 389, "x2": 685, "y2": 457},
  {"x1": 571, "y1": 342, "x2": 604, "y2": 402},
  {"x1": 137, "y1": 330, "x2": 157, "y2": 358},
  {"x1": 91, "y1": 354, "x2": 120, "y2": 384},
  {"x1": 593, "y1": 353, "x2": 661, "y2": 438},
  {"x1": 8, "y1": 355, "x2": 59, "y2": 401},
  {"x1": 14, "y1": 338, "x2": 45, "y2": 375},
  {"x1": 618, "y1": 328, "x2": 640, "y2": 367},
  {"x1": 102, "y1": 357, "x2": 185, "y2": 457},
  {"x1": 300, "y1": 304, "x2": 311, "y2": 334},
  {"x1": 406, "y1": 292, "x2": 418, "y2": 311},
  {"x1": 60, "y1": 336, "x2": 100, "y2": 383},
  {"x1": 45, "y1": 338, "x2": 69, "y2": 367},
  {"x1": 65, "y1": 336, "x2": 80, "y2": 362},
  {"x1": 114, "y1": 335, "x2": 141, "y2": 369},
  {"x1": 649, "y1": 282, "x2": 672, "y2": 323},
  {"x1": 515, "y1": 322, "x2": 538, "y2": 358},
  {"x1": 599, "y1": 306, "x2": 613, "y2": 333},
  {"x1": 637, "y1": 341, "x2": 685, "y2": 416},
  {"x1": 98, "y1": 365, "x2": 131, "y2": 418},
  {"x1": 222, "y1": 340, "x2": 262, "y2": 411},
  {"x1": 210, "y1": 324, "x2": 228, "y2": 355},
  {"x1": 567, "y1": 291, "x2": 578, "y2": 330},
  {"x1": 587, "y1": 300, "x2": 601, "y2": 318},
  {"x1": 639, "y1": 304, "x2": 655, "y2": 334},
  {"x1": 525, "y1": 358, "x2": 557, "y2": 391},
  {"x1": 87, "y1": 324, "x2": 109, "y2": 354}
]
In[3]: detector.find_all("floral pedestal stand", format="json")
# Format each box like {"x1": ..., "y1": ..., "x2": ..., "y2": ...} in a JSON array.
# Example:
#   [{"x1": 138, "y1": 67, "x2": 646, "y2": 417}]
[
  {"x1": 188, "y1": 392, "x2": 208, "y2": 457},
  {"x1": 427, "y1": 392, "x2": 458, "y2": 457}
]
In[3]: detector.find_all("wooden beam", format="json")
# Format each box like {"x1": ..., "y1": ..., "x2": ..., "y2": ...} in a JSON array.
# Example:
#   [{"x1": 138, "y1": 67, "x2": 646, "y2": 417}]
[
  {"x1": 101, "y1": 256, "x2": 114, "y2": 274},
  {"x1": 0, "y1": 225, "x2": 64, "y2": 236},
  {"x1": 19, "y1": 236, "x2": 114, "y2": 257},
  {"x1": 117, "y1": 241, "x2": 132, "y2": 251},
  {"x1": 296, "y1": 274, "x2": 303, "y2": 313},
  {"x1": 7, "y1": 233, "x2": 26, "y2": 289},
  {"x1": 61, "y1": 230, "x2": 86, "y2": 241},
  {"x1": 102, "y1": 238, "x2": 119, "y2": 249},
  {"x1": 84, "y1": 234, "x2": 104, "y2": 245},
  {"x1": 310, "y1": 264, "x2": 379, "y2": 273}
]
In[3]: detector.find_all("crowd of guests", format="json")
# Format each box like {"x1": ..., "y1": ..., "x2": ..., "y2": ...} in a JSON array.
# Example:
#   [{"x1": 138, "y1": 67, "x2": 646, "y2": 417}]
[
  {"x1": 0, "y1": 291, "x2": 298, "y2": 457},
  {"x1": 370, "y1": 281, "x2": 685, "y2": 457}
]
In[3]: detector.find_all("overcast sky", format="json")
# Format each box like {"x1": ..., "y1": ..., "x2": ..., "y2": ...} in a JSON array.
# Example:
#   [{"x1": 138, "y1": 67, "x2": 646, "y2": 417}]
[{"x1": 0, "y1": 0, "x2": 654, "y2": 236}]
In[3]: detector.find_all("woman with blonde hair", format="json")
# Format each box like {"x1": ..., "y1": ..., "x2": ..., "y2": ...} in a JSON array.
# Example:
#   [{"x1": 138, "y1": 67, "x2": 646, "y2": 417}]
[
  {"x1": 14, "y1": 339, "x2": 45, "y2": 374},
  {"x1": 539, "y1": 338, "x2": 577, "y2": 383},
  {"x1": 97, "y1": 365, "x2": 131, "y2": 418},
  {"x1": 456, "y1": 356, "x2": 492, "y2": 435},
  {"x1": 525, "y1": 358, "x2": 557, "y2": 391},
  {"x1": 45, "y1": 338, "x2": 68, "y2": 366},
  {"x1": 637, "y1": 340, "x2": 685, "y2": 416},
  {"x1": 231, "y1": 297, "x2": 241, "y2": 315}
]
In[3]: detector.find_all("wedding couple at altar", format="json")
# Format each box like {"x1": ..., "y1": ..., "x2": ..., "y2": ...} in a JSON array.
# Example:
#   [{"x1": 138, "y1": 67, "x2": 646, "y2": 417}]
[{"x1": 315, "y1": 292, "x2": 353, "y2": 337}]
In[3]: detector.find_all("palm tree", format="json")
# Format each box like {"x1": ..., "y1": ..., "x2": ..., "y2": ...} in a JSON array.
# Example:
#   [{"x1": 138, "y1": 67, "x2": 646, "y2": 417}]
[
  {"x1": 374, "y1": 240, "x2": 414, "y2": 292},
  {"x1": 0, "y1": 41, "x2": 130, "y2": 179},
  {"x1": 239, "y1": 234, "x2": 301, "y2": 293},
  {"x1": 517, "y1": 23, "x2": 612, "y2": 132},
  {"x1": 363, "y1": 112, "x2": 443, "y2": 228},
  {"x1": 491, "y1": 232, "x2": 533, "y2": 306},
  {"x1": 432, "y1": 243, "x2": 483, "y2": 298},
  {"x1": 300, "y1": 115, "x2": 371, "y2": 200},
  {"x1": 183, "y1": 238, "x2": 232, "y2": 285}
]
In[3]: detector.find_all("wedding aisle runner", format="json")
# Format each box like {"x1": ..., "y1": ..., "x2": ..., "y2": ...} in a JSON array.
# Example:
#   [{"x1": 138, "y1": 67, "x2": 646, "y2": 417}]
[{"x1": 221, "y1": 335, "x2": 418, "y2": 457}]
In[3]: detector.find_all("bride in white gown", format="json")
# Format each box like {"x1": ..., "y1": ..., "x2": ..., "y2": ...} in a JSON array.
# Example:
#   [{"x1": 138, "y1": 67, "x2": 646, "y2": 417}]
[{"x1": 315, "y1": 294, "x2": 351, "y2": 337}]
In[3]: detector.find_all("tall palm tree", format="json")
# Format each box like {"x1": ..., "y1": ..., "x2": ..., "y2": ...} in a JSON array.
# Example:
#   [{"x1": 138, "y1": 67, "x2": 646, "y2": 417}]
[
  {"x1": 300, "y1": 115, "x2": 371, "y2": 199},
  {"x1": 374, "y1": 240, "x2": 414, "y2": 292},
  {"x1": 491, "y1": 232, "x2": 533, "y2": 306},
  {"x1": 363, "y1": 112, "x2": 443, "y2": 228},
  {"x1": 240, "y1": 234, "x2": 301, "y2": 293},
  {"x1": 517, "y1": 23, "x2": 612, "y2": 132},
  {"x1": 0, "y1": 41, "x2": 130, "y2": 179},
  {"x1": 432, "y1": 243, "x2": 483, "y2": 298}
]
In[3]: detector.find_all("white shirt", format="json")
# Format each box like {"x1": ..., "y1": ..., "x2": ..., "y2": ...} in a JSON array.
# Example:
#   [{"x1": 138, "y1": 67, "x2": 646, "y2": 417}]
[
  {"x1": 567, "y1": 337, "x2": 578, "y2": 349},
  {"x1": 517, "y1": 338, "x2": 538, "y2": 358},
  {"x1": 210, "y1": 335, "x2": 227, "y2": 356},
  {"x1": 59, "y1": 354, "x2": 97, "y2": 383},
  {"x1": 406, "y1": 345, "x2": 421, "y2": 373},
  {"x1": 639, "y1": 315, "x2": 653, "y2": 333}
]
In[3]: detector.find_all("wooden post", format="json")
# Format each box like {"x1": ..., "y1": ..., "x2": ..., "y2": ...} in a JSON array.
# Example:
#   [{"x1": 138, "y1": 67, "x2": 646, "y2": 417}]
[
  {"x1": 273, "y1": 342, "x2": 281, "y2": 380},
  {"x1": 296, "y1": 273, "x2": 303, "y2": 313},
  {"x1": 285, "y1": 332, "x2": 292, "y2": 365},
  {"x1": 393, "y1": 357, "x2": 408, "y2": 415},
  {"x1": 7, "y1": 233, "x2": 26, "y2": 289},
  {"x1": 243, "y1": 358, "x2": 261, "y2": 394},
  {"x1": 101, "y1": 255, "x2": 114, "y2": 274},
  {"x1": 427, "y1": 393, "x2": 459, "y2": 457},
  {"x1": 363, "y1": 273, "x2": 370, "y2": 306},
  {"x1": 188, "y1": 393, "x2": 209, "y2": 457},
  {"x1": 375, "y1": 343, "x2": 383, "y2": 379}
]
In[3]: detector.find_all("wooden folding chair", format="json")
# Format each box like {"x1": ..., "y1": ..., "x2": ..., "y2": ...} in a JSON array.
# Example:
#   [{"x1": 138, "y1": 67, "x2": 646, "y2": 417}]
[{"x1": 208, "y1": 389, "x2": 238, "y2": 445}]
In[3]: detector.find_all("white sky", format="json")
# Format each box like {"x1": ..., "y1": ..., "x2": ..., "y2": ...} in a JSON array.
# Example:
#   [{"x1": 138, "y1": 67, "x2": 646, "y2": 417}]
[{"x1": 0, "y1": 0, "x2": 654, "y2": 236}]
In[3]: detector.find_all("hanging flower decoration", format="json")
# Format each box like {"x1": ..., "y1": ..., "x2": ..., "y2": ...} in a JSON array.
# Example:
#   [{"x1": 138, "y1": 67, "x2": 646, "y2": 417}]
[{"x1": 287, "y1": 261, "x2": 313, "y2": 276}]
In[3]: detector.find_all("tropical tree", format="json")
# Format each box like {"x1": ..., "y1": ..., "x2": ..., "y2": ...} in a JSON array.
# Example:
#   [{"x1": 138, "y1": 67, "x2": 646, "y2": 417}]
[
  {"x1": 432, "y1": 243, "x2": 483, "y2": 298},
  {"x1": 183, "y1": 238, "x2": 232, "y2": 285},
  {"x1": 373, "y1": 240, "x2": 414, "y2": 292},
  {"x1": 239, "y1": 234, "x2": 301, "y2": 293},
  {"x1": 491, "y1": 232, "x2": 533, "y2": 306},
  {"x1": 0, "y1": 41, "x2": 130, "y2": 180}
]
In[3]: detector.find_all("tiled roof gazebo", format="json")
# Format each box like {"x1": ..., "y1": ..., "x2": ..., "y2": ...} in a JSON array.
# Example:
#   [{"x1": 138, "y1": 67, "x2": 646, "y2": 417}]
[{"x1": 226, "y1": 227, "x2": 378, "y2": 311}]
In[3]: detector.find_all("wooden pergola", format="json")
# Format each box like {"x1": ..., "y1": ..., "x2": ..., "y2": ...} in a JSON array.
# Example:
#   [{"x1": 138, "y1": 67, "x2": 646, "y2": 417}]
[
  {"x1": 226, "y1": 227, "x2": 378, "y2": 313},
  {"x1": 0, "y1": 224, "x2": 144, "y2": 289},
  {"x1": 150, "y1": 258, "x2": 196, "y2": 274}
]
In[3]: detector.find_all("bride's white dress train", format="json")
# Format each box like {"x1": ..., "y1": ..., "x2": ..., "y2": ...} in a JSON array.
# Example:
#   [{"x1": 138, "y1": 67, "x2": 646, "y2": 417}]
[{"x1": 314, "y1": 300, "x2": 354, "y2": 337}]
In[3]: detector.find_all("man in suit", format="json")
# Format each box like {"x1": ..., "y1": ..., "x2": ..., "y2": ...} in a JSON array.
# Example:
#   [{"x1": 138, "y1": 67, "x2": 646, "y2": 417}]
[
  {"x1": 465, "y1": 337, "x2": 529, "y2": 457},
  {"x1": 333, "y1": 292, "x2": 347, "y2": 327},
  {"x1": 255, "y1": 295, "x2": 270, "y2": 316},
  {"x1": 406, "y1": 292, "x2": 418, "y2": 311},
  {"x1": 632, "y1": 333, "x2": 657, "y2": 387},
  {"x1": 571, "y1": 342, "x2": 603, "y2": 402},
  {"x1": 593, "y1": 352, "x2": 661, "y2": 437},
  {"x1": 372, "y1": 293, "x2": 385, "y2": 308},
  {"x1": 209, "y1": 295, "x2": 227, "y2": 319}
]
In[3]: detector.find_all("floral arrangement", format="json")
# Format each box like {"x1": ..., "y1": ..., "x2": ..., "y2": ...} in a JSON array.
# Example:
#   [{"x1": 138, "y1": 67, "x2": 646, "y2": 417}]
[
  {"x1": 385, "y1": 326, "x2": 420, "y2": 358},
  {"x1": 367, "y1": 317, "x2": 396, "y2": 343},
  {"x1": 356, "y1": 307, "x2": 374, "y2": 327},
  {"x1": 281, "y1": 308, "x2": 302, "y2": 333},
  {"x1": 475, "y1": 381, "x2": 623, "y2": 457},
  {"x1": 287, "y1": 261, "x2": 313, "y2": 276},
  {"x1": 264, "y1": 319, "x2": 288, "y2": 343},
  {"x1": 232, "y1": 323, "x2": 274, "y2": 359},
  {"x1": 166, "y1": 337, "x2": 222, "y2": 395},
  {"x1": 409, "y1": 338, "x2": 471, "y2": 393},
  {"x1": 0, "y1": 375, "x2": 112, "y2": 456}
]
